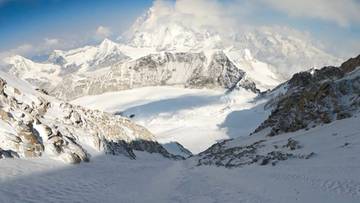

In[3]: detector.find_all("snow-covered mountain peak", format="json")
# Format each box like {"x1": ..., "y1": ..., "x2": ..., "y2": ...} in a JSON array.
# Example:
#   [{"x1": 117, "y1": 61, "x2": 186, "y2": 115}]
[
  {"x1": 125, "y1": 2, "x2": 226, "y2": 52},
  {"x1": 4, "y1": 55, "x2": 33, "y2": 67},
  {"x1": 0, "y1": 2, "x2": 344, "y2": 102},
  {"x1": 48, "y1": 38, "x2": 129, "y2": 73},
  {"x1": 98, "y1": 38, "x2": 119, "y2": 52},
  {"x1": 2, "y1": 55, "x2": 62, "y2": 88},
  {"x1": 128, "y1": 21, "x2": 224, "y2": 52},
  {"x1": 122, "y1": 4, "x2": 341, "y2": 87}
]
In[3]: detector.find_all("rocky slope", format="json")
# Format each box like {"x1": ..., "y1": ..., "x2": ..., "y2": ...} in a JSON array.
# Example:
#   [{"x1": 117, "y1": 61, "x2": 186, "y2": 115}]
[
  {"x1": 2, "y1": 46, "x2": 261, "y2": 101},
  {"x1": 0, "y1": 72, "x2": 183, "y2": 163},
  {"x1": 194, "y1": 55, "x2": 360, "y2": 167},
  {"x1": 254, "y1": 55, "x2": 360, "y2": 137},
  {"x1": 51, "y1": 51, "x2": 259, "y2": 100}
]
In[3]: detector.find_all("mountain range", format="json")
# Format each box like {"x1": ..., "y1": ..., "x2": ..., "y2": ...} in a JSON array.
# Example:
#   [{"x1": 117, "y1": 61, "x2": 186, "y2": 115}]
[
  {"x1": 1, "y1": 6, "x2": 342, "y2": 101},
  {"x1": 0, "y1": 4, "x2": 360, "y2": 202}
]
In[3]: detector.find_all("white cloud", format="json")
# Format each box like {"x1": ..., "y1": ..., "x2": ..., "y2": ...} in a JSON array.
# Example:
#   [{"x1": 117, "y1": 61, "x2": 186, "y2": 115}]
[
  {"x1": 44, "y1": 38, "x2": 60, "y2": 46},
  {"x1": 95, "y1": 26, "x2": 112, "y2": 38},
  {"x1": 0, "y1": 44, "x2": 33, "y2": 59},
  {"x1": 0, "y1": 37, "x2": 75, "y2": 63},
  {"x1": 258, "y1": 0, "x2": 360, "y2": 27},
  {"x1": 0, "y1": 43, "x2": 33, "y2": 66},
  {"x1": 135, "y1": 0, "x2": 237, "y2": 33}
]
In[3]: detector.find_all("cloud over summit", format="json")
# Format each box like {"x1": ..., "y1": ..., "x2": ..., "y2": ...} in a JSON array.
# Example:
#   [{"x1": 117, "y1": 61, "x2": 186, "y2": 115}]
[{"x1": 259, "y1": 0, "x2": 360, "y2": 27}]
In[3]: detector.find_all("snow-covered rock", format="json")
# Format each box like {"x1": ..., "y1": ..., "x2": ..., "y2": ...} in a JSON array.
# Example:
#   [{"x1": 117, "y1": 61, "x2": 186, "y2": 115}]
[
  {"x1": 0, "y1": 72, "x2": 184, "y2": 163},
  {"x1": 194, "y1": 55, "x2": 360, "y2": 167},
  {"x1": 126, "y1": 4, "x2": 341, "y2": 80},
  {"x1": 48, "y1": 38, "x2": 130, "y2": 73},
  {"x1": 52, "y1": 51, "x2": 259, "y2": 100},
  {"x1": 1, "y1": 9, "x2": 341, "y2": 101},
  {"x1": 3, "y1": 55, "x2": 62, "y2": 89},
  {"x1": 0, "y1": 3, "x2": 342, "y2": 102}
]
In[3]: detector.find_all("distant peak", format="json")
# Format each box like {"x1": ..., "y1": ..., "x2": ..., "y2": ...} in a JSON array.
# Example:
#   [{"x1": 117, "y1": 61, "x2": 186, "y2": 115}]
[
  {"x1": 99, "y1": 38, "x2": 117, "y2": 47},
  {"x1": 3, "y1": 55, "x2": 31, "y2": 64}
]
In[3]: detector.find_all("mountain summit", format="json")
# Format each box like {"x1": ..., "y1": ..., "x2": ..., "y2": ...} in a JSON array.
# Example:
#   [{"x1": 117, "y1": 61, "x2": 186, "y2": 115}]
[{"x1": 0, "y1": 4, "x2": 342, "y2": 101}]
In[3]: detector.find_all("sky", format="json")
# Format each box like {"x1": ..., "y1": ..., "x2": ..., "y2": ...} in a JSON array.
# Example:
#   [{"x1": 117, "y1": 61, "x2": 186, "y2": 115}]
[{"x1": 0, "y1": 0, "x2": 359, "y2": 59}]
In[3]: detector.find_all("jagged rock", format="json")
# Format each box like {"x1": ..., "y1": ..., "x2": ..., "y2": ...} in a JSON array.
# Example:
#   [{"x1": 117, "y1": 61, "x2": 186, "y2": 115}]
[
  {"x1": 0, "y1": 78, "x2": 6, "y2": 94},
  {"x1": 196, "y1": 138, "x2": 313, "y2": 168},
  {"x1": 0, "y1": 148, "x2": 19, "y2": 159},
  {"x1": 283, "y1": 138, "x2": 301, "y2": 150},
  {"x1": 128, "y1": 140, "x2": 185, "y2": 160},
  {"x1": 0, "y1": 75, "x2": 184, "y2": 163},
  {"x1": 102, "y1": 140, "x2": 136, "y2": 159},
  {"x1": 35, "y1": 88, "x2": 49, "y2": 95},
  {"x1": 340, "y1": 54, "x2": 360, "y2": 73},
  {"x1": 255, "y1": 56, "x2": 360, "y2": 137}
]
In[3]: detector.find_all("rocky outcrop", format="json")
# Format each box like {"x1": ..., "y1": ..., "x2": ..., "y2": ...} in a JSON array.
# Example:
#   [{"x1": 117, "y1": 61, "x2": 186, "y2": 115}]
[
  {"x1": 0, "y1": 74, "x2": 183, "y2": 163},
  {"x1": 196, "y1": 138, "x2": 314, "y2": 168},
  {"x1": 254, "y1": 56, "x2": 360, "y2": 137},
  {"x1": 339, "y1": 54, "x2": 360, "y2": 73}
]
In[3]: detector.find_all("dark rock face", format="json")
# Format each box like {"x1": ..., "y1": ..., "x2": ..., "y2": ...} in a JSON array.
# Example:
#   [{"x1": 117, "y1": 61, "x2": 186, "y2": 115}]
[
  {"x1": 196, "y1": 139, "x2": 314, "y2": 168},
  {"x1": 339, "y1": 54, "x2": 360, "y2": 73},
  {"x1": 0, "y1": 78, "x2": 6, "y2": 94},
  {"x1": 254, "y1": 56, "x2": 360, "y2": 137},
  {"x1": 102, "y1": 139, "x2": 185, "y2": 160},
  {"x1": 196, "y1": 140, "x2": 263, "y2": 168},
  {"x1": 0, "y1": 148, "x2": 19, "y2": 159},
  {"x1": 128, "y1": 140, "x2": 185, "y2": 160}
]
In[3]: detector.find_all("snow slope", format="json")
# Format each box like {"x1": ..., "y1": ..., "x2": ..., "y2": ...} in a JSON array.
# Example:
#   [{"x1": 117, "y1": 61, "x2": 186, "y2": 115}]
[
  {"x1": 0, "y1": 114, "x2": 359, "y2": 203},
  {"x1": 73, "y1": 86, "x2": 269, "y2": 154}
]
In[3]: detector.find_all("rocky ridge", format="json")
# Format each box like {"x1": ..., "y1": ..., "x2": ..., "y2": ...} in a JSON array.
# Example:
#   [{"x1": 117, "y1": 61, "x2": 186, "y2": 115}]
[
  {"x1": 52, "y1": 51, "x2": 259, "y2": 100},
  {"x1": 194, "y1": 55, "x2": 360, "y2": 168},
  {"x1": 0, "y1": 72, "x2": 184, "y2": 163},
  {"x1": 254, "y1": 55, "x2": 360, "y2": 136}
]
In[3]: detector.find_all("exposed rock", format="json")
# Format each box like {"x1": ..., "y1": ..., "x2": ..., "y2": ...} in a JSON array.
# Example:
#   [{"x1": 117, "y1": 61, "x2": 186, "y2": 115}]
[
  {"x1": 128, "y1": 140, "x2": 185, "y2": 160},
  {"x1": 0, "y1": 148, "x2": 19, "y2": 159},
  {"x1": 283, "y1": 138, "x2": 301, "y2": 150},
  {"x1": 0, "y1": 75, "x2": 184, "y2": 163},
  {"x1": 196, "y1": 139, "x2": 314, "y2": 168},
  {"x1": 254, "y1": 56, "x2": 360, "y2": 137},
  {"x1": 339, "y1": 54, "x2": 360, "y2": 73},
  {"x1": 52, "y1": 51, "x2": 258, "y2": 100}
]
